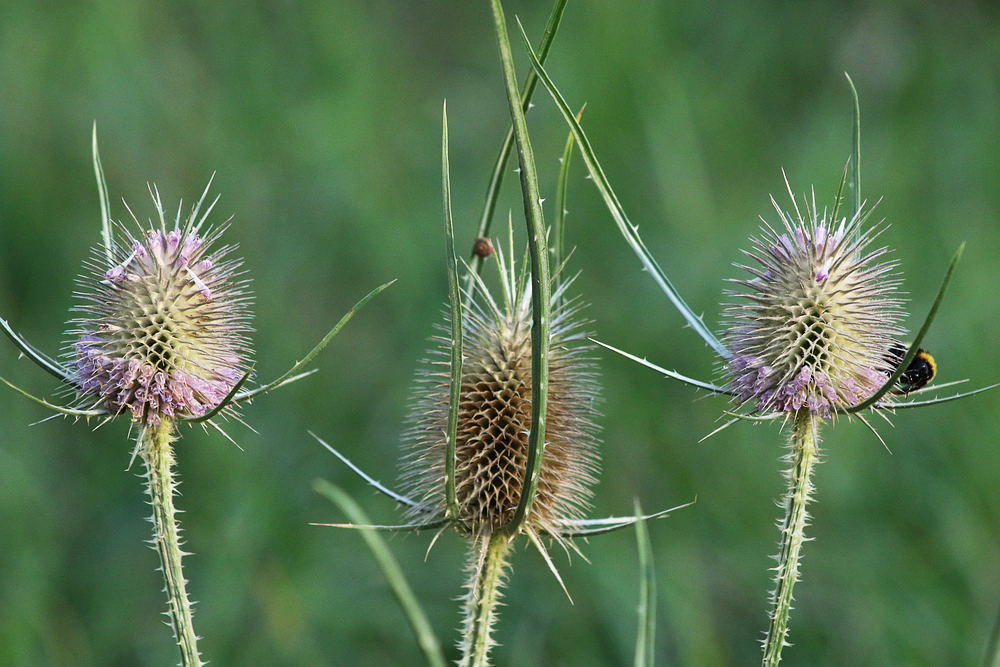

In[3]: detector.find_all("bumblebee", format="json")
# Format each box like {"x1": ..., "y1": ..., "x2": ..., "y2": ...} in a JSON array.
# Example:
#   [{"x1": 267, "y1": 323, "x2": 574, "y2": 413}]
[{"x1": 886, "y1": 343, "x2": 936, "y2": 394}]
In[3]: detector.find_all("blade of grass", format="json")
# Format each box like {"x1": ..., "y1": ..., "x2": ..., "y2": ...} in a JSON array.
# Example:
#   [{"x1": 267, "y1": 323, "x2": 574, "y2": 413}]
[
  {"x1": 633, "y1": 501, "x2": 656, "y2": 667},
  {"x1": 314, "y1": 480, "x2": 447, "y2": 667},
  {"x1": 0, "y1": 376, "x2": 106, "y2": 418},
  {"x1": 592, "y1": 339, "x2": 734, "y2": 395},
  {"x1": 985, "y1": 599, "x2": 1000, "y2": 667},
  {"x1": 310, "y1": 431, "x2": 421, "y2": 508},
  {"x1": 556, "y1": 499, "x2": 694, "y2": 537},
  {"x1": 845, "y1": 73, "x2": 862, "y2": 216},
  {"x1": 881, "y1": 383, "x2": 1000, "y2": 409},
  {"x1": 1, "y1": 317, "x2": 76, "y2": 384},
  {"x1": 92, "y1": 124, "x2": 114, "y2": 265}
]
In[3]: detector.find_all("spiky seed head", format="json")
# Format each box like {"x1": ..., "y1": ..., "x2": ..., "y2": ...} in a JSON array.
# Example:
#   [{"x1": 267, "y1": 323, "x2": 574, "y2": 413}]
[
  {"x1": 68, "y1": 186, "x2": 252, "y2": 426},
  {"x1": 722, "y1": 187, "x2": 904, "y2": 417},
  {"x1": 403, "y1": 248, "x2": 600, "y2": 539}
]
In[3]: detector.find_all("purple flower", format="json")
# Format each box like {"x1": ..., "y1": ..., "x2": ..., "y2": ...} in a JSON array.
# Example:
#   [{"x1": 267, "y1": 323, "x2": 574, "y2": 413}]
[
  {"x1": 723, "y1": 191, "x2": 904, "y2": 417},
  {"x1": 68, "y1": 202, "x2": 252, "y2": 426}
]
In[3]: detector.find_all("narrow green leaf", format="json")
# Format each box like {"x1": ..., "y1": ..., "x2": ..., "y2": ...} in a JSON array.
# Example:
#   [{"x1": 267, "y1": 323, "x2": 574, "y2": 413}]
[
  {"x1": 313, "y1": 480, "x2": 447, "y2": 667},
  {"x1": 592, "y1": 339, "x2": 734, "y2": 395},
  {"x1": 1, "y1": 317, "x2": 76, "y2": 385},
  {"x1": 311, "y1": 517, "x2": 449, "y2": 533},
  {"x1": 848, "y1": 244, "x2": 964, "y2": 413},
  {"x1": 310, "y1": 431, "x2": 422, "y2": 508},
  {"x1": 441, "y1": 102, "x2": 464, "y2": 526},
  {"x1": 720, "y1": 410, "x2": 783, "y2": 423},
  {"x1": 490, "y1": 0, "x2": 550, "y2": 536},
  {"x1": 984, "y1": 599, "x2": 1000, "y2": 667},
  {"x1": 882, "y1": 382, "x2": 1000, "y2": 409},
  {"x1": 0, "y1": 376, "x2": 107, "y2": 418},
  {"x1": 236, "y1": 280, "x2": 395, "y2": 401},
  {"x1": 633, "y1": 500, "x2": 656, "y2": 667},
  {"x1": 465, "y1": 0, "x2": 569, "y2": 299},
  {"x1": 830, "y1": 158, "x2": 850, "y2": 227},
  {"x1": 556, "y1": 499, "x2": 694, "y2": 538},
  {"x1": 845, "y1": 73, "x2": 862, "y2": 215},
  {"x1": 517, "y1": 23, "x2": 730, "y2": 360},
  {"x1": 92, "y1": 123, "x2": 114, "y2": 266},
  {"x1": 553, "y1": 106, "x2": 583, "y2": 270}
]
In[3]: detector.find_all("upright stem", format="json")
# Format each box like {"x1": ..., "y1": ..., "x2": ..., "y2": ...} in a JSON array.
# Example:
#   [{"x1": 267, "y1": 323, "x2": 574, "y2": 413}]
[
  {"x1": 489, "y1": 0, "x2": 551, "y2": 537},
  {"x1": 763, "y1": 410, "x2": 820, "y2": 666},
  {"x1": 140, "y1": 418, "x2": 203, "y2": 667},
  {"x1": 461, "y1": 533, "x2": 514, "y2": 667}
]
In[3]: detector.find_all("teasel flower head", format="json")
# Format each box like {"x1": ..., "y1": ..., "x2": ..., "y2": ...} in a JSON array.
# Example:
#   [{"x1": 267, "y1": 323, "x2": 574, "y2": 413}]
[
  {"x1": 722, "y1": 183, "x2": 905, "y2": 418},
  {"x1": 67, "y1": 183, "x2": 253, "y2": 427},
  {"x1": 0, "y1": 133, "x2": 397, "y2": 667},
  {"x1": 401, "y1": 245, "x2": 601, "y2": 544}
]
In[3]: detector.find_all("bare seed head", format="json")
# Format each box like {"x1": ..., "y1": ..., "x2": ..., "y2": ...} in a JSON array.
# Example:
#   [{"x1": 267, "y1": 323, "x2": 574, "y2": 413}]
[
  {"x1": 723, "y1": 187, "x2": 904, "y2": 417},
  {"x1": 67, "y1": 186, "x2": 252, "y2": 426},
  {"x1": 403, "y1": 248, "x2": 600, "y2": 539}
]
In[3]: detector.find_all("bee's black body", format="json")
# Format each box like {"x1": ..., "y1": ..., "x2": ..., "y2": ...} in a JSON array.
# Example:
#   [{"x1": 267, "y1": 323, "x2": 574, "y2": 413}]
[{"x1": 886, "y1": 343, "x2": 937, "y2": 394}]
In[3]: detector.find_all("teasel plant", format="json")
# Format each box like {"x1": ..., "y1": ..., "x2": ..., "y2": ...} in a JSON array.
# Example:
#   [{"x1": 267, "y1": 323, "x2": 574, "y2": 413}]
[
  {"x1": 310, "y1": 2, "x2": 687, "y2": 665},
  {"x1": 520, "y1": 40, "x2": 1000, "y2": 666},
  {"x1": 0, "y1": 128, "x2": 392, "y2": 667}
]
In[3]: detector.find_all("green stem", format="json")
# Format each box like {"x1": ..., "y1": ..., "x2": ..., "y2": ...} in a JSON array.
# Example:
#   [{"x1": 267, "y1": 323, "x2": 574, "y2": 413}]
[
  {"x1": 442, "y1": 101, "x2": 465, "y2": 527},
  {"x1": 140, "y1": 418, "x2": 203, "y2": 667},
  {"x1": 763, "y1": 410, "x2": 820, "y2": 667},
  {"x1": 461, "y1": 533, "x2": 513, "y2": 667},
  {"x1": 489, "y1": 0, "x2": 550, "y2": 537}
]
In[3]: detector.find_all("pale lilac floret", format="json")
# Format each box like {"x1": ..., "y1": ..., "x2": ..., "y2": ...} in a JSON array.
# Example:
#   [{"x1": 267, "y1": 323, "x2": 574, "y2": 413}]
[
  {"x1": 70, "y1": 224, "x2": 250, "y2": 426},
  {"x1": 74, "y1": 339, "x2": 239, "y2": 426},
  {"x1": 723, "y1": 195, "x2": 903, "y2": 418}
]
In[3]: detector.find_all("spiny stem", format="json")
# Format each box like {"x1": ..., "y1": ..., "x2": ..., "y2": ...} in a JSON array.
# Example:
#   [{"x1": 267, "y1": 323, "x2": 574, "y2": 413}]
[
  {"x1": 461, "y1": 533, "x2": 513, "y2": 667},
  {"x1": 763, "y1": 410, "x2": 820, "y2": 666},
  {"x1": 141, "y1": 418, "x2": 203, "y2": 667}
]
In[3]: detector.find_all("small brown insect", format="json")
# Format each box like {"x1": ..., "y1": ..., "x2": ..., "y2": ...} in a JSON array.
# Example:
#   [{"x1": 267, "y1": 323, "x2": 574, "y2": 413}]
[{"x1": 472, "y1": 237, "x2": 494, "y2": 259}]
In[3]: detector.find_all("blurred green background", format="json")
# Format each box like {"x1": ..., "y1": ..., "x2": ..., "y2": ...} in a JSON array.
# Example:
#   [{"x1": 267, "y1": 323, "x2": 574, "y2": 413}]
[{"x1": 2, "y1": 1, "x2": 999, "y2": 665}]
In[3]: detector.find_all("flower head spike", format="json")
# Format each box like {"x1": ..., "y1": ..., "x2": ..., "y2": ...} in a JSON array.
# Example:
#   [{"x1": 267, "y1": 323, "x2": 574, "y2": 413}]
[
  {"x1": 402, "y1": 242, "x2": 601, "y2": 544},
  {"x1": 68, "y1": 183, "x2": 253, "y2": 427},
  {"x1": 722, "y1": 184, "x2": 905, "y2": 418}
]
